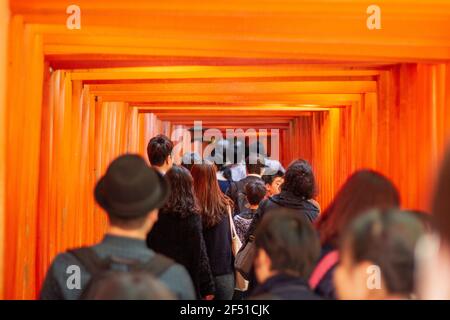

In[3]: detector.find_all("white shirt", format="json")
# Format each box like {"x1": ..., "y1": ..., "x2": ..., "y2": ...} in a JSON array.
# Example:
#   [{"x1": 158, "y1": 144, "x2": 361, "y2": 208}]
[{"x1": 230, "y1": 163, "x2": 247, "y2": 181}]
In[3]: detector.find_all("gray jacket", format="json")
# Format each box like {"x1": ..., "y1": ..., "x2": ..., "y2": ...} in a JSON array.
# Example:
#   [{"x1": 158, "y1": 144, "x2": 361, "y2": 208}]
[{"x1": 39, "y1": 235, "x2": 196, "y2": 300}]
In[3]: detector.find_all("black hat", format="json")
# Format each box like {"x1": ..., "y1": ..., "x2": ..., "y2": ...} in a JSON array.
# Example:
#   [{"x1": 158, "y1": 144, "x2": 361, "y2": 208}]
[{"x1": 94, "y1": 154, "x2": 170, "y2": 219}]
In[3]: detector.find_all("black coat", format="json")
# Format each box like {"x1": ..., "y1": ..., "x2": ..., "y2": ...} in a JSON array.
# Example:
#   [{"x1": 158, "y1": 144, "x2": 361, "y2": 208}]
[
  {"x1": 245, "y1": 190, "x2": 320, "y2": 241},
  {"x1": 202, "y1": 212, "x2": 234, "y2": 277},
  {"x1": 147, "y1": 211, "x2": 215, "y2": 298},
  {"x1": 250, "y1": 274, "x2": 322, "y2": 300}
]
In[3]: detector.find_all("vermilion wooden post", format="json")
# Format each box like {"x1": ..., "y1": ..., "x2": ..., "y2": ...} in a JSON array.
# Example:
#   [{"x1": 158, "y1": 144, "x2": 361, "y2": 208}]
[
  {"x1": 3, "y1": 0, "x2": 450, "y2": 300},
  {"x1": 0, "y1": 0, "x2": 10, "y2": 300}
]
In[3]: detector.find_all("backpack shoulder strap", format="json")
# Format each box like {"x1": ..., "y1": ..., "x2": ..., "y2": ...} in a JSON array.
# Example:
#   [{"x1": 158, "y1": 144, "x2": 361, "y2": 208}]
[
  {"x1": 309, "y1": 250, "x2": 339, "y2": 290},
  {"x1": 68, "y1": 247, "x2": 108, "y2": 275},
  {"x1": 137, "y1": 254, "x2": 175, "y2": 277}
]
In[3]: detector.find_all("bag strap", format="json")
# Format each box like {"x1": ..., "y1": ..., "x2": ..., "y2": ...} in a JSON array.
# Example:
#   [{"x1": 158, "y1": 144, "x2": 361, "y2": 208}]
[
  {"x1": 227, "y1": 205, "x2": 237, "y2": 239},
  {"x1": 309, "y1": 250, "x2": 339, "y2": 290},
  {"x1": 68, "y1": 247, "x2": 109, "y2": 275},
  {"x1": 138, "y1": 253, "x2": 175, "y2": 277}
]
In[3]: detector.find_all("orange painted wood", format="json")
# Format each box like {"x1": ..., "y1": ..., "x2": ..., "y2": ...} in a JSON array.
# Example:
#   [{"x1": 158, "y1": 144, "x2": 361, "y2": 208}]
[
  {"x1": 88, "y1": 81, "x2": 377, "y2": 95},
  {"x1": 10, "y1": 0, "x2": 450, "y2": 61},
  {"x1": 3, "y1": 0, "x2": 450, "y2": 300},
  {"x1": 0, "y1": 0, "x2": 9, "y2": 300},
  {"x1": 5, "y1": 15, "x2": 45, "y2": 299},
  {"x1": 70, "y1": 66, "x2": 382, "y2": 81}
]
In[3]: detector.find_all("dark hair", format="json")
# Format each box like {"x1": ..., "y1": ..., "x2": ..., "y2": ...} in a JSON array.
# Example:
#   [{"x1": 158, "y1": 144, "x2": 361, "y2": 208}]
[
  {"x1": 220, "y1": 165, "x2": 233, "y2": 182},
  {"x1": 316, "y1": 169, "x2": 400, "y2": 247},
  {"x1": 262, "y1": 170, "x2": 284, "y2": 185},
  {"x1": 281, "y1": 159, "x2": 316, "y2": 199},
  {"x1": 81, "y1": 271, "x2": 175, "y2": 300},
  {"x1": 342, "y1": 209, "x2": 425, "y2": 296},
  {"x1": 432, "y1": 146, "x2": 450, "y2": 245},
  {"x1": 255, "y1": 209, "x2": 320, "y2": 278},
  {"x1": 245, "y1": 155, "x2": 265, "y2": 175},
  {"x1": 162, "y1": 166, "x2": 199, "y2": 218},
  {"x1": 191, "y1": 163, "x2": 233, "y2": 228},
  {"x1": 245, "y1": 180, "x2": 267, "y2": 206},
  {"x1": 147, "y1": 135, "x2": 174, "y2": 166}
]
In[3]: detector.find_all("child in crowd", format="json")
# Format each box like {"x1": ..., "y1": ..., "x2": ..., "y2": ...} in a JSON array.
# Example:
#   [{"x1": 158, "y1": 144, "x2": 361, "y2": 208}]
[{"x1": 234, "y1": 180, "x2": 267, "y2": 243}]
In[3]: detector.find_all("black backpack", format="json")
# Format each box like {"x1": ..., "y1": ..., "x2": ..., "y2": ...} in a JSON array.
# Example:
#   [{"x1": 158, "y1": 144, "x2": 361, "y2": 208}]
[{"x1": 68, "y1": 247, "x2": 174, "y2": 299}]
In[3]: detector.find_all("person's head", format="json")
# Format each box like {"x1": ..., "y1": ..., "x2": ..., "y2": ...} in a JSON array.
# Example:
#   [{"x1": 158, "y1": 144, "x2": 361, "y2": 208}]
[
  {"x1": 335, "y1": 209, "x2": 425, "y2": 300},
  {"x1": 316, "y1": 169, "x2": 400, "y2": 247},
  {"x1": 254, "y1": 209, "x2": 320, "y2": 284},
  {"x1": 181, "y1": 152, "x2": 201, "y2": 171},
  {"x1": 147, "y1": 135, "x2": 174, "y2": 172},
  {"x1": 245, "y1": 180, "x2": 267, "y2": 208},
  {"x1": 245, "y1": 155, "x2": 266, "y2": 176},
  {"x1": 281, "y1": 159, "x2": 316, "y2": 199},
  {"x1": 191, "y1": 162, "x2": 233, "y2": 228},
  {"x1": 262, "y1": 170, "x2": 284, "y2": 196},
  {"x1": 94, "y1": 154, "x2": 169, "y2": 237},
  {"x1": 81, "y1": 271, "x2": 176, "y2": 300},
  {"x1": 432, "y1": 147, "x2": 450, "y2": 246},
  {"x1": 162, "y1": 165, "x2": 199, "y2": 218}
]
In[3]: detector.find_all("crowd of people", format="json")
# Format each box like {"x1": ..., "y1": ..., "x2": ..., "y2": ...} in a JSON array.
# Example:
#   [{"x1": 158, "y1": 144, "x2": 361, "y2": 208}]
[{"x1": 39, "y1": 134, "x2": 450, "y2": 300}]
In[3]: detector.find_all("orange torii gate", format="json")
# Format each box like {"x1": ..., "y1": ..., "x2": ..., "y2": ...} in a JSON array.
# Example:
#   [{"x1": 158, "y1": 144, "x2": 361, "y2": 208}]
[{"x1": 1, "y1": 0, "x2": 450, "y2": 299}]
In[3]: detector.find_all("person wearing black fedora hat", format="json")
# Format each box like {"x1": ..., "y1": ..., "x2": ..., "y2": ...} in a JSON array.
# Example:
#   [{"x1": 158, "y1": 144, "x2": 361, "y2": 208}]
[
  {"x1": 94, "y1": 154, "x2": 170, "y2": 220},
  {"x1": 40, "y1": 154, "x2": 196, "y2": 300}
]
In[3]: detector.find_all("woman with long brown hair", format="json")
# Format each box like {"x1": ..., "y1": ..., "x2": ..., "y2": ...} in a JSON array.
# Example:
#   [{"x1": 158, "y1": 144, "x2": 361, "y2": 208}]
[{"x1": 191, "y1": 162, "x2": 235, "y2": 300}]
